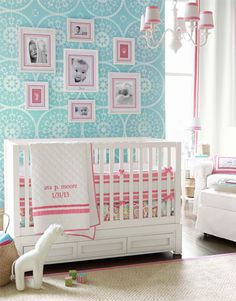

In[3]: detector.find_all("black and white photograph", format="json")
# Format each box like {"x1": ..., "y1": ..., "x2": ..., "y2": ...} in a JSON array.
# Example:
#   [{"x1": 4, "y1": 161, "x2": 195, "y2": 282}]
[
  {"x1": 64, "y1": 49, "x2": 98, "y2": 92},
  {"x1": 75, "y1": 105, "x2": 89, "y2": 116},
  {"x1": 114, "y1": 81, "x2": 134, "y2": 106},
  {"x1": 68, "y1": 100, "x2": 95, "y2": 123},
  {"x1": 19, "y1": 27, "x2": 55, "y2": 72},
  {"x1": 108, "y1": 72, "x2": 141, "y2": 114},
  {"x1": 67, "y1": 18, "x2": 94, "y2": 42},
  {"x1": 28, "y1": 38, "x2": 48, "y2": 64}
]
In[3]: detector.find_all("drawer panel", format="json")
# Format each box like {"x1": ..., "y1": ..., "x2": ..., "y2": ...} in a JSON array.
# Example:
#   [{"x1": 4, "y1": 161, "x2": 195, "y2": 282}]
[
  {"x1": 78, "y1": 238, "x2": 126, "y2": 258},
  {"x1": 24, "y1": 242, "x2": 77, "y2": 263},
  {"x1": 127, "y1": 233, "x2": 174, "y2": 253}
]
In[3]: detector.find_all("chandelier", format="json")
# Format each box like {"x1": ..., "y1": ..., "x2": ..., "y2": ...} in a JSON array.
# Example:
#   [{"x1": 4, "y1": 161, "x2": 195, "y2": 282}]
[{"x1": 140, "y1": 1, "x2": 214, "y2": 52}]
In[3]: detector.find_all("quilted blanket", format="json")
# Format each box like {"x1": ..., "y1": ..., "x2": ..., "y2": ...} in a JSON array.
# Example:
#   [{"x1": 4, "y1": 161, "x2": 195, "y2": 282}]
[{"x1": 29, "y1": 142, "x2": 99, "y2": 238}]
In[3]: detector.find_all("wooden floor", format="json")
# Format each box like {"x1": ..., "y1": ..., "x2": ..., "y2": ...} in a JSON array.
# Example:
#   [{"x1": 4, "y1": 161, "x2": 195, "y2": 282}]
[{"x1": 44, "y1": 201, "x2": 236, "y2": 273}]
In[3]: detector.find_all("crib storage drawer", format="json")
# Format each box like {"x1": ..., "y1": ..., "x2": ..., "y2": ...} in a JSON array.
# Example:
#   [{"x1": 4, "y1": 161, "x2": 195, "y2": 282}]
[
  {"x1": 127, "y1": 233, "x2": 174, "y2": 254},
  {"x1": 78, "y1": 238, "x2": 126, "y2": 259},
  {"x1": 23, "y1": 242, "x2": 78, "y2": 263}
]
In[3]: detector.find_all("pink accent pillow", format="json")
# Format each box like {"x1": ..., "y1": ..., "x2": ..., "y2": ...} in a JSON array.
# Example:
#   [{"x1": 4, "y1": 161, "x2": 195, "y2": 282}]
[{"x1": 213, "y1": 156, "x2": 236, "y2": 174}]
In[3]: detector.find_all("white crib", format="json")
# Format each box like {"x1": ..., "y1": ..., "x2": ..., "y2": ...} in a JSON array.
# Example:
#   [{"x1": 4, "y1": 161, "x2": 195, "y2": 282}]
[{"x1": 4, "y1": 137, "x2": 182, "y2": 264}]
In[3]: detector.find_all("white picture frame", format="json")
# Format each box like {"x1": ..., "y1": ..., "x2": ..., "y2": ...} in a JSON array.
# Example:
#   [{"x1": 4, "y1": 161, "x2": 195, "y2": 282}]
[
  {"x1": 68, "y1": 100, "x2": 96, "y2": 123},
  {"x1": 113, "y1": 37, "x2": 135, "y2": 65},
  {"x1": 67, "y1": 18, "x2": 94, "y2": 43},
  {"x1": 19, "y1": 27, "x2": 55, "y2": 72},
  {"x1": 25, "y1": 82, "x2": 49, "y2": 110},
  {"x1": 64, "y1": 49, "x2": 98, "y2": 93},
  {"x1": 108, "y1": 72, "x2": 141, "y2": 114}
]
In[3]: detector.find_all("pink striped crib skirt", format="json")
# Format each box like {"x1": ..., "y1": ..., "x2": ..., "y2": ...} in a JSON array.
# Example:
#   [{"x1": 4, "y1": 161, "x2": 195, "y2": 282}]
[{"x1": 18, "y1": 168, "x2": 175, "y2": 227}]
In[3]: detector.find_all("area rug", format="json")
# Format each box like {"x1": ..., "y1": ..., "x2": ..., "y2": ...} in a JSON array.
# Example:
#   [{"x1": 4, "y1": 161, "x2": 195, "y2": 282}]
[{"x1": 1, "y1": 254, "x2": 236, "y2": 301}]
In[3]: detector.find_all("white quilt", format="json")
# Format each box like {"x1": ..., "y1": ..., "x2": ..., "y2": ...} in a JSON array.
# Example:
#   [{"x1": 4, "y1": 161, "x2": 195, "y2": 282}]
[{"x1": 30, "y1": 142, "x2": 99, "y2": 238}]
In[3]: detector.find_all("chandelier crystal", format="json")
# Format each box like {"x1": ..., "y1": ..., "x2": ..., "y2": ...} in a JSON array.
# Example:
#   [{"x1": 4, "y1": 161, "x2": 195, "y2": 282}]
[{"x1": 140, "y1": 0, "x2": 214, "y2": 52}]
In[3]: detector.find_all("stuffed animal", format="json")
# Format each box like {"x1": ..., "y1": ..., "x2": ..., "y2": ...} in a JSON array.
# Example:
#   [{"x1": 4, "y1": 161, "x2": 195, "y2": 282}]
[{"x1": 12, "y1": 224, "x2": 64, "y2": 291}]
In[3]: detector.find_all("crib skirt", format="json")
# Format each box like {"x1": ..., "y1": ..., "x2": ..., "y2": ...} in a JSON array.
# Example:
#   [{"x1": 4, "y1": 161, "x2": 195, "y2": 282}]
[{"x1": 19, "y1": 169, "x2": 175, "y2": 227}]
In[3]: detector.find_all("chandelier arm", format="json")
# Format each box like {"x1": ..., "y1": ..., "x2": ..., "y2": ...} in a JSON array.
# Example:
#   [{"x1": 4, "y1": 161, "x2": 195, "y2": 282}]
[
  {"x1": 198, "y1": 32, "x2": 210, "y2": 47},
  {"x1": 182, "y1": 30, "x2": 196, "y2": 44},
  {"x1": 182, "y1": 29, "x2": 210, "y2": 47},
  {"x1": 144, "y1": 28, "x2": 174, "y2": 49}
]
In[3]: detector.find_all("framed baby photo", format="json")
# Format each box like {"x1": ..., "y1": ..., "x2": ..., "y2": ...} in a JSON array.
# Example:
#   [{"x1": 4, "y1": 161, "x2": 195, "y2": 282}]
[
  {"x1": 64, "y1": 49, "x2": 98, "y2": 92},
  {"x1": 19, "y1": 27, "x2": 55, "y2": 72},
  {"x1": 68, "y1": 100, "x2": 95, "y2": 123},
  {"x1": 108, "y1": 72, "x2": 141, "y2": 114},
  {"x1": 25, "y1": 82, "x2": 49, "y2": 110},
  {"x1": 113, "y1": 38, "x2": 135, "y2": 65},
  {"x1": 67, "y1": 18, "x2": 94, "y2": 43}
]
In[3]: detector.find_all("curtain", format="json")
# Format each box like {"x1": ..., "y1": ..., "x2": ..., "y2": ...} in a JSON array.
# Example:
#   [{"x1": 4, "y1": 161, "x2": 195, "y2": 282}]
[{"x1": 199, "y1": 0, "x2": 236, "y2": 155}]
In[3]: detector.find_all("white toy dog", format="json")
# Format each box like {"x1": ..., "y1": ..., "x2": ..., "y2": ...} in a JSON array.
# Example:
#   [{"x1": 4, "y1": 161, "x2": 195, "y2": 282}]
[{"x1": 12, "y1": 224, "x2": 64, "y2": 291}]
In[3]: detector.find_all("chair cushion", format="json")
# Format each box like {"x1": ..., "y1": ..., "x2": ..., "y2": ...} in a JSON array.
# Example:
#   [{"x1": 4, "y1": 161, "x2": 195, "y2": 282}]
[
  {"x1": 200, "y1": 188, "x2": 236, "y2": 212},
  {"x1": 213, "y1": 178, "x2": 236, "y2": 193},
  {"x1": 207, "y1": 173, "x2": 236, "y2": 188}
]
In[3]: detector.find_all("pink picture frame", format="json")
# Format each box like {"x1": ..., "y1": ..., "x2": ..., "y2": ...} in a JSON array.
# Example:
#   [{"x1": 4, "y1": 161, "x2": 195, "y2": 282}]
[
  {"x1": 68, "y1": 100, "x2": 96, "y2": 123},
  {"x1": 108, "y1": 72, "x2": 141, "y2": 114},
  {"x1": 67, "y1": 18, "x2": 94, "y2": 43},
  {"x1": 19, "y1": 27, "x2": 55, "y2": 72},
  {"x1": 64, "y1": 49, "x2": 98, "y2": 92},
  {"x1": 25, "y1": 82, "x2": 49, "y2": 110},
  {"x1": 113, "y1": 38, "x2": 135, "y2": 65}
]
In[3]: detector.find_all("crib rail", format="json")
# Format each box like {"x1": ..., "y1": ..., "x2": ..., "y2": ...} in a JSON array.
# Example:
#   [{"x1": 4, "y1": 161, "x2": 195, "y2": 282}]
[
  {"x1": 4, "y1": 138, "x2": 181, "y2": 237},
  {"x1": 92, "y1": 141, "x2": 180, "y2": 223}
]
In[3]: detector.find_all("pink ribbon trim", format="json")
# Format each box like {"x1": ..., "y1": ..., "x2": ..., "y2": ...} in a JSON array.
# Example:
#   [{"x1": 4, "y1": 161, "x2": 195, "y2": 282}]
[{"x1": 33, "y1": 208, "x2": 90, "y2": 217}]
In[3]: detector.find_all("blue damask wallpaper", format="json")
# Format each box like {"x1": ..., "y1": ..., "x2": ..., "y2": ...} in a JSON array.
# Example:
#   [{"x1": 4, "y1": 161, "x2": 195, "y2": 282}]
[{"x1": 0, "y1": 0, "x2": 165, "y2": 208}]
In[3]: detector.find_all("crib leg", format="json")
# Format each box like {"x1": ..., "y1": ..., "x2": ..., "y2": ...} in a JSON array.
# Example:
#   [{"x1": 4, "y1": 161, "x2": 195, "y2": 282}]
[{"x1": 172, "y1": 252, "x2": 182, "y2": 259}]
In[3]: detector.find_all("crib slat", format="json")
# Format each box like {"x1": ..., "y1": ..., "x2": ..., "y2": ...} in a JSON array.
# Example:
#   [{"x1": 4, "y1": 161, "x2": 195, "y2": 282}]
[
  {"x1": 139, "y1": 147, "x2": 143, "y2": 219},
  {"x1": 99, "y1": 146, "x2": 105, "y2": 224},
  {"x1": 94, "y1": 148, "x2": 99, "y2": 164},
  {"x1": 12, "y1": 145, "x2": 20, "y2": 236},
  {"x1": 148, "y1": 147, "x2": 153, "y2": 218},
  {"x1": 157, "y1": 147, "x2": 162, "y2": 218},
  {"x1": 24, "y1": 147, "x2": 30, "y2": 228},
  {"x1": 129, "y1": 146, "x2": 134, "y2": 220},
  {"x1": 119, "y1": 147, "x2": 124, "y2": 221},
  {"x1": 174, "y1": 143, "x2": 181, "y2": 222},
  {"x1": 166, "y1": 147, "x2": 171, "y2": 216},
  {"x1": 109, "y1": 147, "x2": 114, "y2": 222}
]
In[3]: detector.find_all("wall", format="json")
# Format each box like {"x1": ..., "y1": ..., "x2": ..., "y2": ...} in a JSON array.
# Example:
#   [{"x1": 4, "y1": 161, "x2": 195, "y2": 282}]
[{"x1": 0, "y1": 0, "x2": 165, "y2": 208}]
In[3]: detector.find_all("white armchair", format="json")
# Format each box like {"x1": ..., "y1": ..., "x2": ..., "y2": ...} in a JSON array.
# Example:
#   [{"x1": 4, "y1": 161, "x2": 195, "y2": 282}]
[{"x1": 193, "y1": 159, "x2": 236, "y2": 242}]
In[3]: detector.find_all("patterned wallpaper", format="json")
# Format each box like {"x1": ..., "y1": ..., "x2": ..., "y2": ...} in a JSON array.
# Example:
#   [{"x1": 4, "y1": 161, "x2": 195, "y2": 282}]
[{"x1": 0, "y1": 0, "x2": 165, "y2": 208}]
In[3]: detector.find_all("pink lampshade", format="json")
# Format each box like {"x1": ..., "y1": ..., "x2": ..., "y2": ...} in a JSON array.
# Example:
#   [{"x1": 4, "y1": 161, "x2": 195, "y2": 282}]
[
  {"x1": 140, "y1": 14, "x2": 151, "y2": 32},
  {"x1": 176, "y1": 17, "x2": 186, "y2": 33},
  {"x1": 184, "y1": 2, "x2": 200, "y2": 22},
  {"x1": 199, "y1": 11, "x2": 214, "y2": 29},
  {"x1": 144, "y1": 6, "x2": 160, "y2": 24}
]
